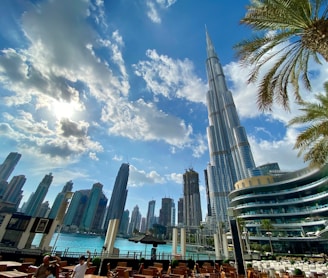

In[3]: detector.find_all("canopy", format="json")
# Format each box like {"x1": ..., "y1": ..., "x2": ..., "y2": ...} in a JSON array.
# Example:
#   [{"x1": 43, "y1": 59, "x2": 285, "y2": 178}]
[{"x1": 128, "y1": 234, "x2": 166, "y2": 247}]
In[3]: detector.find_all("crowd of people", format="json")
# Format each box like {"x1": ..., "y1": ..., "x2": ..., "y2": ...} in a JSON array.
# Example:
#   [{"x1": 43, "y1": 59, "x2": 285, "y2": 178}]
[{"x1": 33, "y1": 250, "x2": 91, "y2": 278}]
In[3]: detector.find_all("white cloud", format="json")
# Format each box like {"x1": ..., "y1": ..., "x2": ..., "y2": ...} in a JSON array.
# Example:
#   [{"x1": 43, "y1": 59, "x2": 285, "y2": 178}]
[
  {"x1": 128, "y1": 164, "x2": 165, "y2": 186},
  {"x1": 166, "y1": 172, "x2": 182, "y2": 184},
  {"x1": 134, "y1": 49, "x2": 207, "y2": 103},
  {"x1": 102, "y1": 98, "x2": 193, "y2": 148},
  {"x1": 146, "y1": 1, "x2": 161, "y2": 23},
  {"x1": 145, "y1": 0, "x2": 177, "y2": 23}
]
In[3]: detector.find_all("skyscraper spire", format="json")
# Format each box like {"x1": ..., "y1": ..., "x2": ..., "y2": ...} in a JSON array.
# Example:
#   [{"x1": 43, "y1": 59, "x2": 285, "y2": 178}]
[
  {"x1": 205, "y1": 27, "x2": 217, "y2": 59},
  {"x1": 204, "y1": 31, "x2": 257, "y2": 225}
]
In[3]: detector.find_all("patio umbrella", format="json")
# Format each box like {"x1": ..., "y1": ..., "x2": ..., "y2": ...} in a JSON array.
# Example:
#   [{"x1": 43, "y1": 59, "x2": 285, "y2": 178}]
[
  {"x1": 128, "y1": 234, "x2": 166, "y2": 247},
  {"x1": 128, "y1": 234, "x2": 166, "y2": 260}
]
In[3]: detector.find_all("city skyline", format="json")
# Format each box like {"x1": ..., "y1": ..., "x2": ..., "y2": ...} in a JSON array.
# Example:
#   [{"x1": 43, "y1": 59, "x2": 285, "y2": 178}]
[{"x1": 1, "y1": 1, "x2": 327, "y2": 219}]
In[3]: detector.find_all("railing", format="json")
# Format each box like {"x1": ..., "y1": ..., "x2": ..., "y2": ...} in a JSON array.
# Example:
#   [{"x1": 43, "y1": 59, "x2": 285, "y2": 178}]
[{"x1": 0, "y1": 246, "x2": 217, "y2": 261}]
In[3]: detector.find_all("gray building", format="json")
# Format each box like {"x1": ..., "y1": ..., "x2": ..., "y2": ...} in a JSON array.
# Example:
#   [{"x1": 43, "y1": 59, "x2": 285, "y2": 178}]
[
  {"x1": 23, "y1": 173, "x2": 53, "y2": 217},
  {"x1": 0, "y1": 152, "x2": 21, "y2": 182},
  {"x1": 205, "y1": 31, "x2": 258, "y2": 225},
  {"x1": 183, "y1": 168, "x2": 202, "y2": 227},
  {"x1": 104, "y1": 163, "x2": 129, "y2": 228},
  {"x1": 48, "y1": 180, "x2": 73, "y2": 219},
  {"x1": 146, "y1": 200, "x2": 156, "y2": 232}
]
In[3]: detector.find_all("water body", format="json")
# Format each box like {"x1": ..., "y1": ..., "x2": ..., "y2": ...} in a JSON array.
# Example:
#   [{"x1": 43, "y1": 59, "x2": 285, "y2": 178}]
[{"x1": 33, "y1": 233, "x2": 215, "y2": 260}]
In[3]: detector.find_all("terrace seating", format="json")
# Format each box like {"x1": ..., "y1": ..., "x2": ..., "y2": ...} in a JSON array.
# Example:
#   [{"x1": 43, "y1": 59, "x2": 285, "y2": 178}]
[
  {"x1": 0, "y1": 265, "x2": 7, "y2": 271},
  {"x1": 18, "y1": 262, "x2": 33, "y2": 273},
  {"x1": 142, "y1": 268, "x2": 156, "y2": 276},
  {"x1": 85, "y1": 266, "x2": 97, "y2": 274},
  {"x1": 117, "y1": 262, "x2": 128, "y2": 267}
]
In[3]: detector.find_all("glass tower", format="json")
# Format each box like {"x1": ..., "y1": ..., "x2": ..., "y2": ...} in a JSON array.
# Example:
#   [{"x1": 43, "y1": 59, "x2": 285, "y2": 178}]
[
  {"x1": 0, "y1": 152, "x2": 21, "y2": 182},
  {"x1": 183, "y1": 168, "x2": 202, "y2": 227},
  {"x1": 205, "y1": 31, "x2": 257, "y2": 225},
  {"x1": 104, "y1": 163, "x2": 129, "y2": 227},
  {"x1": 2, "y1": 175, "x2": 26, "y2": 209},
  {"x1": 48, "y1": 180, "x2": 73, "y2": 219},
  {"x1": 23, "y1": 173, "x2": 53, "y2": 217},
  {"x1": 146, "y1": 200, "x2": 156, "y2": 231}
]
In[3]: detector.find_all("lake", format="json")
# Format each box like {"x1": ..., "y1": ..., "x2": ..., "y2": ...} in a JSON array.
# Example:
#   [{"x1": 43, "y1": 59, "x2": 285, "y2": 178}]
[{"x1": 32, "y1": 233, "x2": 216, "y2": 261}]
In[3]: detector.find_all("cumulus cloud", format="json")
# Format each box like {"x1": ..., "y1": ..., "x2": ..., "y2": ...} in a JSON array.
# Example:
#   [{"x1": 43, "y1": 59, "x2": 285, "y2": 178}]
[
  {"x1": 102, "y1": 98, "x2": 193, "y2": 147},
  {"x1": 145, "y1": 0, "x2": 177, "y2": 23},
  {"x1": 128, "y1": 164, "x2": 165, "y2": 186},
  {"x1": 166, "y1": 172, "x2": 182, "y2": 184},
  {"x1": 134, "y1": 49, "x2": 207, "y2": 103}
]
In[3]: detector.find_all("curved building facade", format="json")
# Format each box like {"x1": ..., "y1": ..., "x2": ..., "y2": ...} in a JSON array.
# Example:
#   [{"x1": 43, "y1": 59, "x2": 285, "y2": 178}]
[{"x1": 228, "y1": 164, "x2": 328, "y2": 254}]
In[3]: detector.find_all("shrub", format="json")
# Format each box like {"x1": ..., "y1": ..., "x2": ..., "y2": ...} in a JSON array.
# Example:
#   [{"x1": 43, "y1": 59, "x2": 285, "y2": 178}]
[
  {"x1": 92, "y1": 257, "x2": 101, "y2": 266},
  {"x1": 293, "y1": 268, "x2": 303, "y2": 276}
]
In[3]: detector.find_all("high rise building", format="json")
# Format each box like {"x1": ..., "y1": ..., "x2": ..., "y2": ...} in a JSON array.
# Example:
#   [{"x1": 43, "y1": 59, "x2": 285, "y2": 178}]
[
  {"x1": 0, "y1": 152, "x2": 21, "y2": 182},
  {"x1": 140, "y1": 217, "x2": 146, "y2": 233},
  {"x1": 23, "y1": 173, "x2": 53, "y2": 217},
  {"x1": 118, "y1": 209, "x2": 130, "y2": 236},
  {"x1": 103, "y1": 163, "x2": 129, "y2": 253},
  {"x1": 159, "y1": 197, "x2": 173, "y2": 227},
  {"x1": 205, "y1": 31, "x2": 258, "y2": 224},
  {"x1": 128, "y1": 205, "x2": 141, "y2": 235},
  {"x1": 104, "y1": 163, "x2": 129, "y2": 227},
  {"x1": 146, "y1": 200, "x2": 156, "y2": 231},
  {"x1": 2, "y1": 175, "x2": 26, "y2": 210},
  {"x1": 80, "y1": 182, "x2": 108, "y2": 232},
  {"x1": 63, "y1": 190, "x2": 89, "y2": 231},
  {"x1": 183, "y1": 168, "x2": 202, "y2": 227},
  {"x1": 177, "y1": 197, "x2": 183, "y2": 226},
  {"x1": 171, "y1": 200, "x2": 176, "y2": 226},
  {"x1": 0, "y1": 180, "x2": 8, "y2": 199},
  {"x1": 48, "y1": 180, "x2": 73, "y2": 219},
  {"x1": 38, "y1": 201, "x2": 50, "y2": 217}
]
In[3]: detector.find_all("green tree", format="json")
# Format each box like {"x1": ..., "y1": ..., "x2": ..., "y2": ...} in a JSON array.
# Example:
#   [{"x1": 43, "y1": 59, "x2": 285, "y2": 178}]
[
  {"x1": 260, "y1": 219, "x2": 274, "y2": 231},
  {"x1": 234, "y1": 0, "x2": 328, "y2": 111},
  {"x1": 288, "y1": 82, "x2": 328, "y2": 167}
]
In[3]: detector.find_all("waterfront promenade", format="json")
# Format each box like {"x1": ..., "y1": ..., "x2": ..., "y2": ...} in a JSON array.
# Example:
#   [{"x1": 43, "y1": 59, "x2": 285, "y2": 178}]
[{"x1": 31, "y1": 233, "x2": 216, "y2": 261}]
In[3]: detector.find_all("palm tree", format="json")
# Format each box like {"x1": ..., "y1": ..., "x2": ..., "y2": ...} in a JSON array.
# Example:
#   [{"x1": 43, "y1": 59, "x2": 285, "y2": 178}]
[
  {"x1": 234, "y1": 0, "x2": 328, "y2": 111},
  {"x1": 260, "y1": 219, "x2": 274, "y2": 254},
  {"x1": 288, "y1": 82, "x2": 328, "y2": 167}
]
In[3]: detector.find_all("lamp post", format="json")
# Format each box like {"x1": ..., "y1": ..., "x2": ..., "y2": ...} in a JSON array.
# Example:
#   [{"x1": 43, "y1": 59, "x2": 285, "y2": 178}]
[{"x1": 266, "y1": 231, "x2": 273, "y2": 255}]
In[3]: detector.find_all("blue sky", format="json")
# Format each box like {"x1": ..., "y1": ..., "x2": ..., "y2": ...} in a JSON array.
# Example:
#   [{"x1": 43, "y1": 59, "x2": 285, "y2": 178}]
[{"x1": 0, "y1": 0, "x2": 327, "y2": 220}]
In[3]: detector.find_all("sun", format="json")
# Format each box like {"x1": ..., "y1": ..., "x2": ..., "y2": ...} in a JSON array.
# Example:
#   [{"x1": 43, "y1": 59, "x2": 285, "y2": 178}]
[{"x1": 52, "y1": 101, "x2": 74, "y2": 119}]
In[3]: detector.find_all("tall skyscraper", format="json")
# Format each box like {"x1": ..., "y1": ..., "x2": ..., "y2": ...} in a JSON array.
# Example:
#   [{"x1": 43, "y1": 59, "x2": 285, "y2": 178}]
[
  {"x1": 128, "y1": 205, "x2": 141, "y2": 235},
  {"x1": 104, "y1": 163, "x2": 129, "y2": 226},
  {"x1": 146, "y1": 200, "x2": 156, "y2": 231},
  {"x1": 80, "y1": 182, "x2": 108, "y2": 232},
  {"x1": 159, "y1": 197, "x2": 173, "y2": 227},
  {"x1": 0, "y1": 152, "x2": 21, "y2": 181},
  {"x1": 183, "y1": 168, "x2": 202, "y2": 227},
  {"x1": 23, "y1": 173, "x2": 53, "y2": 217},
  {"x1": 63, "y1": 190, "x2": 89, "y2": 230},
  {"x1": 205, "y1": 31, "x2": 257, "y2": 225},
  {"x1": 118, "y1": 209, "x2": 130, "y2": 236},
  {"x1": 48, "y1": 180, "x2": 73, "y2": 219},
  {"x1": 177, "y1": 197, "x2": 183, "y2": 226},
  {"x1": 103, "y1": 163, "x2": 129, "y2": 253},
  {"x1": 2, "y1": 175, "x2": 26, "y2": 210}
]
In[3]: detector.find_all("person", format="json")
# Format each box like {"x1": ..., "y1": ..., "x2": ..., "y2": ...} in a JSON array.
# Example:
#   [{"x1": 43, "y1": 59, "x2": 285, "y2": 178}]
[
  {"x1": 34, "y1": 255, "x2": 61, "y2": 278},
  {"x1": 34, "y1": 255, "x2": 51, "y2": 278},
  {"x1": 45, "y1": 266, "x2": 56, "y2": 278},
  {"x1": 72, "y1": 250, "x2": 91, "y2": 278}
]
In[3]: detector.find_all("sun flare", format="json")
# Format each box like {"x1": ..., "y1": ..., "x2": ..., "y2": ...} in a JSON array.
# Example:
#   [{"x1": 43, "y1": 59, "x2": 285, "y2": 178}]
[{"x1": 52, "y1": 101, "x2": 74, "y2": 119}]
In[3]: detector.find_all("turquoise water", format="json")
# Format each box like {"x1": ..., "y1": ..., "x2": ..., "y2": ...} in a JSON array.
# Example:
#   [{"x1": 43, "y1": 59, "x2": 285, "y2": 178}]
[{"x1": 32, "y1": 233, "x2": 215, "y2": 261}]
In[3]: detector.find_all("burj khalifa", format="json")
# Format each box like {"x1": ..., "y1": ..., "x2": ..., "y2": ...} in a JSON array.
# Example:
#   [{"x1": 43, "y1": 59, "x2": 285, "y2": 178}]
[{"x1": 205, "y1": 31, "x2": 258, "y2": 225}]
